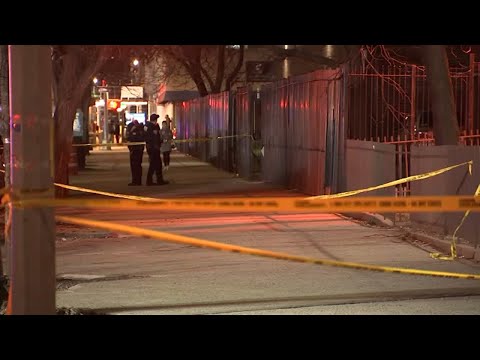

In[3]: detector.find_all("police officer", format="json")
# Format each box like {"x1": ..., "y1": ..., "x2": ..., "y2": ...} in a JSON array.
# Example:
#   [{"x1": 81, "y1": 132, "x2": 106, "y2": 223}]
[
  {"x1": 125, "y1": 119, "x2": 145, "y2": 186},
  {"x1": 144, "y1": 114, "x2": 169, "y2": 186}
]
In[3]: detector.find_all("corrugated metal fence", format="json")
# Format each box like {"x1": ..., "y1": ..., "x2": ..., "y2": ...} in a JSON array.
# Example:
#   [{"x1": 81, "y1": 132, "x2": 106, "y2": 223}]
[
  {"x1": 261, "y1": 69, "x2": 343, "y2": 195},
  {"x1": 174, "y1": 92, "x2": 231, "y2": 172},
  {"x1": 174, "y1": 69, "x2": 343, "y2": 196},
  {"x1": 234, "y1": 87, "x2": 254, "y2": 178},
  {"x1": 174, "y1": 91, "x2": 254, "y2": 175},
  {"x1": 207, "y1": 92, "x2": 230, "y2": 171},
  {"x1": 260, "y1": 78, "x2": 288, "y2": 185}
]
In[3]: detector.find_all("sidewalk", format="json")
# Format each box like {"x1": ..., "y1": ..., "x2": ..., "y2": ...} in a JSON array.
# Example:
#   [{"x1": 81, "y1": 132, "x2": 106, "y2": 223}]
[
  {"x1": 71, "y1": 148, "x2": 480, "y2": 262},
  {"x1": 50, "y1": 148, "x2": 480, "y2": 314},
  {"x1": 69, "y1": 147, "x2": 291, "y2": 199},
  {"x1": 3, "y1": 148, "x2": 480, "y2": 314}
]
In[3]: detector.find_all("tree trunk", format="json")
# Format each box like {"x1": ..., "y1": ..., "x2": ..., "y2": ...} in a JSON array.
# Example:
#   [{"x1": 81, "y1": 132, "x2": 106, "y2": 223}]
[
  {"x1": 185, "y1": 60, "x2": 209, "y2": 96},
  {"x1": 225, "y1": 45, "x2": 245, "y2": 91},
  {"x1": 54, "y1": 101, "x2": 77, "y2": 197},
  {"x1": 179, "y1": 46, "x2": 210, "y2": 97},
  {"x1": 192, "y1": 72, "x2": 209, "y2": 97},
  {"x1": 0, "y1": 45, "x2": 10, "y2": 278},
  {"x1": 51, "y1": 46, "x2": 110, "y2": 197},
  {"x1": 423, "y1": 45, "x2": 459, "y2": 145},
  {"x1": 213, "y1": 45, "x2": 225, "y2": 93}
]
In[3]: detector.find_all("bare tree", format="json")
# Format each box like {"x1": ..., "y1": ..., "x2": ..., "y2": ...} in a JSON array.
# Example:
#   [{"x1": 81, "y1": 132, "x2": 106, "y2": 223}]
[
  {"x1": 138, "y1": 50, "x2": 197, "y2": 99},
  {"x1": 51, "y1": 45, "x2": 170, "y2": 196},
  {"x1": 378, "y1": 45, "x2": 460, "y2": 143},
  {"x1": 51, "y1": 45, "x2": 111, "y2": 197},
  {"x1": 156, "y1": 45, "x2": 245, "y2": 96}
]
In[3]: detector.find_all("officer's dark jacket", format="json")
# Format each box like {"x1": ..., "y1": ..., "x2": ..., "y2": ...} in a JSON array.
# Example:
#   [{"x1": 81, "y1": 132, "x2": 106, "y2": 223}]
[
  {"x1": 144, "y1": 121, "x2": 161, "y2": 150},
  {"x1": 126, "y1": 121, "x2": 145, "y2": 143}
]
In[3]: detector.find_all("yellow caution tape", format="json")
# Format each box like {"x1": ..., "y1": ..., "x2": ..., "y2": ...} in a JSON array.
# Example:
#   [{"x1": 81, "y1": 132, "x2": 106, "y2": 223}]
[
  {"x1": 56, "y1": 215, "x2": 480, "y2": 280},
  {"x1": 2, "y1": 168, "x2": 156, "y2": 202},
  {"x1": 72, "y1": 142, "x2": 146, "y2": 147},
  {"x1": 4, "y1": 147, "x2": 469, "y2": 210},
  {"x1": 15, "y1": 195, "x2": 480, "y2": 213},
  {"x1": 431, "y1": 183, "x2": 480, "y2": 261},
  {"x1": 16, "y1": 160, "x2": 472, "y2": 206},
  {"x1": 53, "y1": 183, "x2": 160, "y2": 202},
  {"x1": 307, "y1": 161, "x2": 472, "y2": 200},
  {"x1": 72, "y1": 134, "x2": 252, "y2": 147}
]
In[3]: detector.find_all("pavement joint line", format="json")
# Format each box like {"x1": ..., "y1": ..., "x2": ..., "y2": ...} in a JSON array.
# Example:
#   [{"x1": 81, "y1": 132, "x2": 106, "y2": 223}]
[{"x1": 57, "y1": 274, "x2": 152, "y2": 283}]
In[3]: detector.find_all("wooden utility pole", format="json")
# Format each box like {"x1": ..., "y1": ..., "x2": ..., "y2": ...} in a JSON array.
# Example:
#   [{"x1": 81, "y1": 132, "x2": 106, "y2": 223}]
[
  {"x1": 9, "y1": 45, "x2": 55, "y2": 314},
  {"x1": 0, "y1": 45, "x2": 9, "y2": 283}
]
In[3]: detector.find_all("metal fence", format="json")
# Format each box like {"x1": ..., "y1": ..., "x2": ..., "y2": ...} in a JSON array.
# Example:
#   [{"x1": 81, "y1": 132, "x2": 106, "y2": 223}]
[
  {"x1": 174, "y1": 91, "x2": 251, "y2": 174},
  {"x1": 173, "y1": 57, "x2": 480, "y2": 198},
  {"x1": 346, "y1": 58, "x2": 480, "y2": 198},
  {"x1": 347, "y1": 59, "x2": 480, "y2": 142},
  {"x1": 206, "y1": 92, "x2": 230, "y2": 171},
  {"x1": 234, "y1": 87, "x2": 255, "y2": 179},
  {"x1": 260, "y1": 78, "x2": 288, "y2": 186},
  {"x1": 173, "y1": 69, "x2": 343, "y2": 196},
  {"x1": 261, "y1": 69, "x2": 343, "y2": 195},
  {"x1": 175, "y1": 92, "x2": 232, "y2": 171},
  {"x1": 383, "y1": 131, "x2": 480, "y2": 198},
  {"x1": 174, "y1": 97, "x2": 208, "y2": 161}
]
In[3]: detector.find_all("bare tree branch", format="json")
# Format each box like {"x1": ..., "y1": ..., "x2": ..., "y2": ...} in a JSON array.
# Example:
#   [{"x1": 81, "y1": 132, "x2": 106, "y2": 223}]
[
  {"x1": 200, "y1": 65, "x2": 215, "y2": 92},
  {"x1": 214, "y1": 45, "x2": 225, "y2": 93},
  {"x1": 225, "y1": 45, "x2": 244, "y2": 91}
]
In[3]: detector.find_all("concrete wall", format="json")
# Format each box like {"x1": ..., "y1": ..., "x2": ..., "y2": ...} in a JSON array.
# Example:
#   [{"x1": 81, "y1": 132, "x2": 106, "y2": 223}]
[
  {"x1": 344, "y1": 140, "x2": 396, "y2": 197},
  {"x1": 410, "y1": 145, "x2": 480, "y2": 247}
]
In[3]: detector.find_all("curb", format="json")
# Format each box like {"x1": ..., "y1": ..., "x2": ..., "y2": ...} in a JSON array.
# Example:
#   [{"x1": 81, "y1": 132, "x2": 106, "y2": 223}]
[
  {"x1": 404, "y1": 231, "x2": 479, "y2": 260},
  {"x1": 341, "y1": 212, "x2": 394, "y2": 228},
  {"x1": 343, "y1": 212, "x2": 480, "y2": 261}
]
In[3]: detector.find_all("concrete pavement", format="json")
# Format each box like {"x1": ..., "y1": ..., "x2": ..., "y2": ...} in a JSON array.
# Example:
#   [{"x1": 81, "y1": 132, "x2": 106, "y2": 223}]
[
  {"x1": 50, "y1": 148, "x2": 480, "y2": 314},
  {"x1": 3, "y1": 147, "x2": 480, "y2": 314},
  {"x1": 222, "y1": 296, "x2": 480, "y2": 315}
]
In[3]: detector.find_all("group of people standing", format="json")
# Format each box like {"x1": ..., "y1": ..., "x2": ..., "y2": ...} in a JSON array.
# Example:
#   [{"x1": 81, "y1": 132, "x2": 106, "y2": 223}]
[{"x1": 125, "y1": 113, "x2": 174, "y2": 186}]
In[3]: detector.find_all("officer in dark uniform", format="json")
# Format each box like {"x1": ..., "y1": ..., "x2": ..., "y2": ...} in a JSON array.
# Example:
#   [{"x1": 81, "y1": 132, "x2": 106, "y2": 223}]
[
  {"x1": 144, "y1": 114, "x2": 169, "y2": 186},
  {"x1": 125, "y1": 119, "x2": 145, "y2": 186}
]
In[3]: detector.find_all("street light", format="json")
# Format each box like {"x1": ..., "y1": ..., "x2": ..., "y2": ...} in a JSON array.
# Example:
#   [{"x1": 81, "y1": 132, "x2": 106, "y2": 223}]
[
  {"x1": 93, "y1": 77, "x2": 98, "y2": 84},
  {"x1": 133, "y1": 59, "x2": 139, "y2": 67}
]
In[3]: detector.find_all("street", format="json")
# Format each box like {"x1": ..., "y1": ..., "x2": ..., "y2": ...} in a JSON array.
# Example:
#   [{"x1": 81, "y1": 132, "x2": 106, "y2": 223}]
[{"x1": 42, "y1": 148, "x2": 480, "y2": 314}]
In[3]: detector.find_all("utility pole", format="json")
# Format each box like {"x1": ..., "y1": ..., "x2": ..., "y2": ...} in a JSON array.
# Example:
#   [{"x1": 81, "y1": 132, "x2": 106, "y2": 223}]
[
  {"x1": 9, "y1": 45, "x2": 56, "y2": 314},
  {"x1": 0, "y1": 45, "x2": 10, "y2": 285}
]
